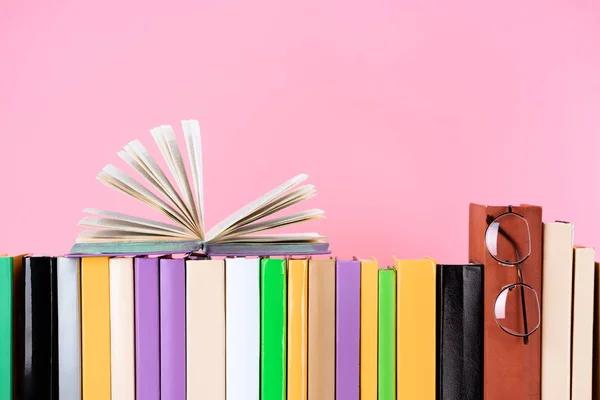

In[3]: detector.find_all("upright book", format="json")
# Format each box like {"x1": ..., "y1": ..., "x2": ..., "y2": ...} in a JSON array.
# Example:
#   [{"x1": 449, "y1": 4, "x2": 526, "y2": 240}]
[
  {"x1": 260, "y1": 258, "x2": 287, "y2": 400},
  {"x1": 109, "y1": 258, "x2": 135, "y2": 400},
  {"x1": 134, "y1": 257, "x2": 160, "y2": 400},
  {"x1": 160, "y1": 257, "x2": 186, "y2": 400},
  {"x1": 436, "y1": 263, "x2": 484, "y2": 400},
  {"x1": 336, "y1": 259, "x2": 360, "y2": 400},
  {"x1": 69, "y1": 120, "x2": 328, "y2": 256},
  {"x1": 378, "y1": 267, "x2": 396, "y2": 400},
  {"x1": 226, "y1": 257, "x2": 260, "y2": 400},
  {"x1": 187, "y1": 258, "x2": 226, "y2": 400},
  {"x1": 0, "y1": 256, "x2": 12, "y2": 400},
  {"x1": 396, "y1": 258, "x2": 436, "y2": 400},
  {"x1": 11, "y1": 255, "x2": 24, "y2": 400},
  {"x1": 23, "y1": 256, "x2": 58, "y2": 400},
  {"x1": 57, "y1": 257, "x2": 81, "y2": 400},
  {"x1": 307, "y1": 258, "x2": 335, "y2": 400},
  {"x1": 288, "y1": 258, "x2": 308, "y2": 400},
  {"x1": 81, "y1": 256, "x2": 111, "y2": 400},
  {"x1": 360, "y1": 258, "x2": 378, "y2": 400}
]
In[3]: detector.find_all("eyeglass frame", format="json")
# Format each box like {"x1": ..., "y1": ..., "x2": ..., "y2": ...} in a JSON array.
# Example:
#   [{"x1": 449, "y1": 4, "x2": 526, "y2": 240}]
[{"x1": 482, "y1": 205, "x2": 541, "y2": 344}]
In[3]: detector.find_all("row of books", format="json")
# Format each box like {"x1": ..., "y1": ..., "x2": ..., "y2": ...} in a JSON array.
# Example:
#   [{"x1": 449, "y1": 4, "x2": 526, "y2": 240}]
[{"x1": 0, "y1": 254, "x2": 483, "y2": 399}]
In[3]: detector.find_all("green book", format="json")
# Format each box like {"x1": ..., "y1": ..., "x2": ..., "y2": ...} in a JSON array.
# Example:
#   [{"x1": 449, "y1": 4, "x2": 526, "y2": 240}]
[
  {"x1": 260, "y1": 258, "x2": 287, "y2": 400},
  {"x1": 378, "y1": 268, "x2": 396, "y2": 400},
  {"x1": 0, "y1": 257, "x2": 13, "y2": 399}
]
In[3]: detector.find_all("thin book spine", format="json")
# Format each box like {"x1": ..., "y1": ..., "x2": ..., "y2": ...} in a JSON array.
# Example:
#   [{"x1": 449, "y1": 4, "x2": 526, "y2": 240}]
[
  {"x1": 57, "y1": 257, "x2": 81, "y2": 400},
  {"x1": 378, "y1": 268, "x2": 396, "y2": 400},
  {"x1": 0, "y1": 257, "x2": 12, "y2": 399},
  {"x1": 134, "y1": 257, "x2": 160, "y2": 400},
  {"x1": 186, "y1": 259, "x2": 226, "y2": 400},
  {"x1": 288, "y1": 259, "x2": 308, "y2": 400},
  {"x1": 360, "y1": 258, "x2": 378, "y2": 400},
  {"x1": 160, "y1": 258, "x2": 187, "y2": 400},
  {"x1": 260, "y1": 258, "x2": 287, "y2": 400},
  {"x1": 335, "y1": 259, "x2": 361, "y2": 400}
]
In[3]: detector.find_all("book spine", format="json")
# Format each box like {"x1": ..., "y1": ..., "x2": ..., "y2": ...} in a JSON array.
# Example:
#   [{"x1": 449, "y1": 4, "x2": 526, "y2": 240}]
[
  {"x1": 541, "y1": 222, "x2": 574, "y2": 400},
  {"x1": 378, "y1": 268, "x2": 396, "y2": 400},
  {"x1": 0, "y1": 257, "x2": 12, "y2": 399},
  {"x1": 109, "y1": 258, "x2": 135, "y2": 400},
  {"x1": 288, "y1": 259, "x2": 308, "y2": 400},
  {"x1": 260, "y1": 258, "x2": 287, "y2": 400},
  {"x1": 360, "y1": 259, "x2": 378, "y2": 400},
  {"x1": 134, "y1": 257, "x2": 160, "y2": 400},
  {"x1": 186, "y1": 259, "x2": 226, "y2": 400},
  {"x1": 57, "y1": 257, "x2": 81, "y2": 400},
  {"x1": 396, "y1": 258, "x2": 436, "y2": 399},
  {"x1": 226, "y1": 257, "x2": 260, "y2": 400},
  {"x1": 307, "y1": 258, "x2": 335, "y2": 400},
  {"x1": 160, "y1": 258, "x2": 186, "y2": 400},
  {"x1": 571, "y1": 247, "x2": 595, "y2": 399},
  {"x1": 12, "y1": 255, "x2": 24, "y2": 400},
  {"x1": 335, "y1": 259, "x2": 360, "y2": 400},
  {"x1": 24, "y1": 256, "x2": 58, "y2": 400},
  {"x1": 81, "y1": 256, "x2": 111, "y2": 400}
]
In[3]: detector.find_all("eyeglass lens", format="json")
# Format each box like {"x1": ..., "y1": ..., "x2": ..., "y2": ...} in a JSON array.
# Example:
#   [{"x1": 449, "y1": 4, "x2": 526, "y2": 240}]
[
  {"x1": 494, "y1": 284, "x2": 540, "y2": 336},
  {"x1": 485, "y1": 213, "x2": 531, "y2": 265}
]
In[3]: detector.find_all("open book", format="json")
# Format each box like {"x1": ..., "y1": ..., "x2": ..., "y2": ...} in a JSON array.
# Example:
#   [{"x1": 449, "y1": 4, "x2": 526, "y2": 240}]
[{"x1": 70, "y1": 120, "x2": 329, "y2": 256}]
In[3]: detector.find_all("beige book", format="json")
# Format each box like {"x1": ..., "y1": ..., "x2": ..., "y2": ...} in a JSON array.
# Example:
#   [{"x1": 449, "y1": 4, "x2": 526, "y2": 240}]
[
  {"x1": 109, "y1": 257, "x2": 135, "y2": 400},
  {"x1": 541, "y1": 222, "x2": 574, "y2": 400},
  {"x1": 186, "y1": 259, "x2": 225, "y2": 400},
  {"x1": 571, "y1": 246, "x2": 596, "y2": 399},
  {"x1": 308, "y1": 258, "x2": 336, "y2": 400}
]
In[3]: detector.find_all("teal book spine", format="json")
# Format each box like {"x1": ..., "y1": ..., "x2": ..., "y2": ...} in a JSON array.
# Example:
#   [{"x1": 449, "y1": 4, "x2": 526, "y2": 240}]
[
  {"x1": 0, "y1": 257, "x2": 12, "y2": 399},
  {"x1": 260, "y1": 258, "x2": 287, "y2": 400},
  {"x1": 378, "y1": 268, "x2": 396, "y2": 400}
]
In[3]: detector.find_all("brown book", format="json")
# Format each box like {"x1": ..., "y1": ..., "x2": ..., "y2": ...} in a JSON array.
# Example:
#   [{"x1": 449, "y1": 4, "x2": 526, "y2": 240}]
[{"x1": 468, "y1": 203, "x2": 542, "y2": 400}]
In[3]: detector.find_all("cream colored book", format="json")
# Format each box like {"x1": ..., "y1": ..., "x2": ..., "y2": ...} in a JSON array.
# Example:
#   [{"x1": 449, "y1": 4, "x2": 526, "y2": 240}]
[
  {"x1": 541, "y1": 222, "x2": 574, "y2": 400},
  {"x1": 70, "y1": 120, "x2": 328, "y2": 256},
  {"x1": 109, "y1": 257, "x2": 135, "y2": 400},
  {"x1": 571, "y1": 246, "x2": 595, "y2": 400}
]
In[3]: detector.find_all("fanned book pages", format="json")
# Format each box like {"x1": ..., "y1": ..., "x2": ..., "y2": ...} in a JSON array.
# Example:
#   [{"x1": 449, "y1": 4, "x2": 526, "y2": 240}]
[{"x1": 69, "y1": 119, "x2": 329, "y2": 256}]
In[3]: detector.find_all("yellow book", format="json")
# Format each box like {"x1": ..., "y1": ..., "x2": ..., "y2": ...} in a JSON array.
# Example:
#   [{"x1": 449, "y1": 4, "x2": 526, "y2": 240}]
[
  {"x1": 81, "y1": 257, "x2": 111, "y2": 400},
  {"x1": 288, "y1": 258, "x2": 308, "y2": 400},
  {"x1": 360, "y1": 257, "x2": 378, "y2": 400},
  {"x1": 396, "y1": 258, "x2": 436, "y2": 400}
]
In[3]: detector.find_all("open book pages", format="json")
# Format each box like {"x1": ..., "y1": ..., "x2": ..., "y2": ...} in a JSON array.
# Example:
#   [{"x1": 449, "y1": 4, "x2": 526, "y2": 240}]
[{"x1": 70, "y1": 120, "x2": 329, "y2": 256}]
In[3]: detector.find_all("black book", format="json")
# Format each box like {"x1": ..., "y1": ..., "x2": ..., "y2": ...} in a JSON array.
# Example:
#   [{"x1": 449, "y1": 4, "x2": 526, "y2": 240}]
[
  {"x1": 436, "y1": 263, "x2": 484, "y2": 400},
  {"x1": 23, "y1": 256, "x2": 58, "y2": 400}
]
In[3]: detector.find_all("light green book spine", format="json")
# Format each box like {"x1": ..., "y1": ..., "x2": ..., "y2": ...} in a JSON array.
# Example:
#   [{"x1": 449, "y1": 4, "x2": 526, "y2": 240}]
[
  {"x1": 378, "y1": 268, "x2": 396, "y2": 400},
  {"x1": 260, "y1": 258, "x2": 287, "y2": 400},
  {"x1": 0, "y1": 257, "x2": 13, "y2": 399}
]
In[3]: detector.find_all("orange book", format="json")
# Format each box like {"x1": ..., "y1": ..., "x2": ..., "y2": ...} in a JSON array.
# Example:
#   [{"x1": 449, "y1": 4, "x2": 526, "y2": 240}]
[
  {"x1": 288, "y1": 259, "x2": 308, "y2": 400},
  {"x1": 360, "y1": 257, "x2": 378, "y2": 400}
]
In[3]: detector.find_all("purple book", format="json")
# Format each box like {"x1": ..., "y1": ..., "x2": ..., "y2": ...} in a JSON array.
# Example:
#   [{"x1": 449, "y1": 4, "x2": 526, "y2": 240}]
[
  {"x1": 134, "y1": 257, "x2": 160, "y2": 400},
  {"x1": 160, "y1": 258, "x2": 186, "y2": 399},
  {"x1": 336, "y1": 259, "x2": 361, "y2": 400}
]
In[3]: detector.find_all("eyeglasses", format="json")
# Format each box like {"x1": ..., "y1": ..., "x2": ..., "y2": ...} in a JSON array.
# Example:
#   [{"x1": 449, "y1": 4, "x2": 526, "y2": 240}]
[{"x1": 483, "y1": 205, "x2": 540, "y2": 345}]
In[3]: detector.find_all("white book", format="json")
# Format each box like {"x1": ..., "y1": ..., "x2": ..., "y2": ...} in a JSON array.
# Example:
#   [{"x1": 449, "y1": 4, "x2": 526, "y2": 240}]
[
  {"x1": 571, "y1": 246, "x2": 595, "y2": 399},
  {"x1": 57, "y1": 257, "x2": 81, "y2": 400},
  {"x1": 541, "y1": 222, "x2": 574, "y2": 400},
  {"x1": 186, "y1": 259, "x2": 225, "y2": 400},
  {"x1": 109, "y1": 257, "x2": 135, "y2": 400},
  {"x1": 225, "y1": 257, "x2": 260, "y2": 400}
]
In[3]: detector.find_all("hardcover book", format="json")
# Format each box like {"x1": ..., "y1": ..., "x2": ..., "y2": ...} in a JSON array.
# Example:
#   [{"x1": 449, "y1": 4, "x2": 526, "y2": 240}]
[
  {"x1": 69, "y1": 120, "x2": 329, "y2": 256},
  {"x1": 360, "y1": 258, "x2": 378, "y2": 400},
  {"x1": 0, "y1": 256, "x2": 12, "y2": 400},
  {"x1": 378, "y1": 267, "x2": 396, "y2": 400},
  {"x1": 288, "y1": 259, "x2": 308, "y2": 400}
]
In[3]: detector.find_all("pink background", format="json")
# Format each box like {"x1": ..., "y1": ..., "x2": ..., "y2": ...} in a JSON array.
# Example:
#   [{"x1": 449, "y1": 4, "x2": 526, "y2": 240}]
[{"x1": 2, "y1": 0, "x2": 600, "y2": 266}]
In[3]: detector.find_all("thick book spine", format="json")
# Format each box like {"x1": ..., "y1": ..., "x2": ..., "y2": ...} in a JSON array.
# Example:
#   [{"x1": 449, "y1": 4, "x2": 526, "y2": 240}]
[
  {"x1": 81, "y1": 256, "x2": 111, "y2": 400},
  {"x1": 109, "y1": 258, "x2": 135, "y2": 400},
  {"x1": 57, "y1": 257, "x2": 81, "y2": 400},
  {"x1": 226, "y1": 257, "x2": 260, "y2": 400},
  {"x1": 396, "y1": 258, "x2": 436, "y2": 400},
  {"x1": 360, "y1": 258, "x2": 378, "y2": 400},
  {"x1": 436, "y1": 264, "x2": 483, "y2": 400},
  {"x1": 308, "y1": 258, "x2": 335, "y2": 400},
  {"x1": 160, "y1": 258, "x2": 186, "y2": 400},
  {"x1": 571, "y1": 247, "x2": 595, "y2": 399},
  {"x1": 12, "y1": 255, "x2": 24, "y2": 400},
  {"x1": 288, "y1": 259, "x2": 308, "y2": 400},
  {"x1": 134, "y1": 257, "x2": 160, "y2": 400},
  {"x1": 336, "y1": 259, "x2": 361, "y2": 400},
  {"x1": 541, "y1": 222, "x2": 574, "y2": 400},
  {"x1": 0, "y1": 257, "x2": 12, "y2": 399},
  {"x1": 23, "y1": 256, "x2": 58, "y2": 400},
  {"x1": 378, "y1": 268, "x2": 396, "y2": 400},
  {"x1": 186, "y1": 259, "x2": 226, "y2": 400},
  {"x1": 260, "y1": 258, "x2": 287, "y2": 400}
]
